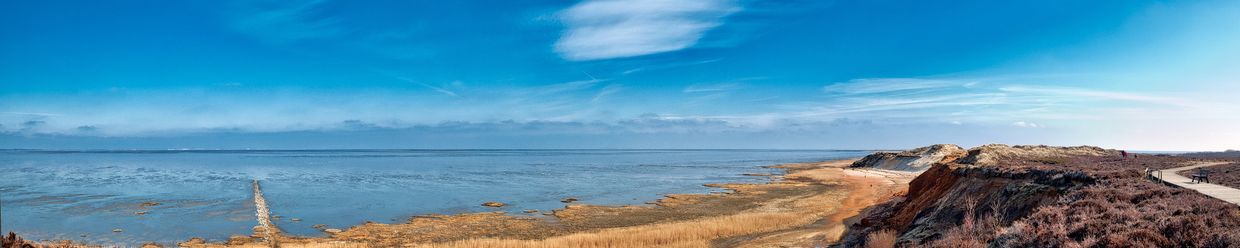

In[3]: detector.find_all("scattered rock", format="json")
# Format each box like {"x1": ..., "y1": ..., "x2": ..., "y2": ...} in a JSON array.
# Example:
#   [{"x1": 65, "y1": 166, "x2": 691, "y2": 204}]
[
  {"x1": 179, "y1": 237, "x2": 206, "y2": 247},
  {"x1": 742, "y1": 173, "x2": 774, "y2": 177},
  {"x1": 482, "y1": 201, "x2": 506, "y2": 207},
  {"x1": 560, "y1": 197, "x2": 578, "y2": 203},
  {"x1": 323, "y1": 228, "x2": 343, "y2": 234},
  {"x1": 139, "y1": 202, "x2": 160, "y2": 207},
  {"x1": 140, "y1": 242, "x2": 162, "y2": 248},
  {"x1": 523, "y1": 209, "x2": 539, "y2": 213},
  {"x1": 312, "y1": 224, "x2": 328, "y2": 229},
  {"x1": 251, "y1": 226, "x2": 268, "y2": 234},
  {"x1": 112, "y1": 228, "x2": 123, "y2": 233},
  {"x1": 135, "y1": 211, "x2": 148, "y2": 215},
  {"x1": 226, "y1": 236, "x2": 249, "y2": 245},
  {"x1": 291, "y1": 218, "x2": 302, "y2": 222}
]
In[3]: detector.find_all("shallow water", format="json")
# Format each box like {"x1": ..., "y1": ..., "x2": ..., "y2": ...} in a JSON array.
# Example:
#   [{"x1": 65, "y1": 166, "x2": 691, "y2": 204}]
[{"x1": 0, "y1": 149, "x2": 867, "y2": 246}]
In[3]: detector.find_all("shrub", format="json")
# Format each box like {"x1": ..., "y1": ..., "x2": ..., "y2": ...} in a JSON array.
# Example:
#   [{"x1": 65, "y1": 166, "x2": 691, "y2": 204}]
[{"x1": 865, "y1": 229, "x2": 897, "y2": 248}]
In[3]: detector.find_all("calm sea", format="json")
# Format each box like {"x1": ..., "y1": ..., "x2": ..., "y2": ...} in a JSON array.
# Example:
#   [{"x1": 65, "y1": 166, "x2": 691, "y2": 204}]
[{"x1": 0, "y1": 149, "x2": 867, "y2": 246}]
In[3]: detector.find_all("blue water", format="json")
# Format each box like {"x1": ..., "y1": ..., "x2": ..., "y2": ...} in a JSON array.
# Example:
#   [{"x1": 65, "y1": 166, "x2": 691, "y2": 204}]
[{"x1": 0, "y1": 149, "x2": 867, "y2": 246}]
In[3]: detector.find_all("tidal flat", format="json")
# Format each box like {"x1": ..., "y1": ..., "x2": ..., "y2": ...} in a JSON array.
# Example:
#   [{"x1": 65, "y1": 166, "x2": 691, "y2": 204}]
[{"x1": 0, "y1": 149, "x2": 870, "y2": 246}]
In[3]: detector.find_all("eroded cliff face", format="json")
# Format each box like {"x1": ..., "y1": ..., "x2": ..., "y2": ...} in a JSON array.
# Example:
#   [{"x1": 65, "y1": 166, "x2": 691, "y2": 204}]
[
  {"x1": 849, "y1": 144, "x2": 966, "y2": 172},
  {"x1": 836, "y1": 144, "x2": 1110, "y2": 247}
]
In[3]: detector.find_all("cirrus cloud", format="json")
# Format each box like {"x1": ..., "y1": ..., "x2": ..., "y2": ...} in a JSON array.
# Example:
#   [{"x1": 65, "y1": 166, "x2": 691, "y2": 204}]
[{"x1": 554, "y1": 0, "x2": 741, "y2": 61}]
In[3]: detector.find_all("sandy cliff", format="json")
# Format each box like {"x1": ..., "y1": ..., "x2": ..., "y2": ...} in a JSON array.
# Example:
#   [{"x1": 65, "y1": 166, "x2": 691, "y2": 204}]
[
  {"x1": 836, "y1": 144, "x2": 1240, "y2": 247},
  {"x1": 849, "y1": 144, "x2": 966, "y2": 172}
]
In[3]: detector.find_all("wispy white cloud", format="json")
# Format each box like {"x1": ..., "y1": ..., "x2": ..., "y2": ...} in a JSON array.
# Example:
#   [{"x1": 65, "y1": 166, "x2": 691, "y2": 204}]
[
  {"x1": 684, "y1": 82, "x2": 744, "y2": 93},
  {"x1": 592, "y1": 84, "x2": 623, "y2": 104},
  {"x1": 996, "y1": 85, "x2": 1202, "y2": 108},
  {"x1": 6, "y1": 73, "x2": 1236, "y2": 150},
  {"x1": 822, "y1": 78, "x2": 976, "y2": 95},
  {"x1": 228, "y1": 0, "x2": 343, "y2": 45},
  {"x1": 0, "y1": 112, "x2": 62, "y2": 117},
  {"x1": 535, "y1": 79, "x2": 606, "y2": 95},
  {"x1": 1012, "y1": 121, "x2": 1041, "y2": 128},
  {"x1": 555, "y1": 0, "x2": 740, "y2": 61},
  {"x1": 673, "y1": 76, "x2": 1230, "y2": 130},
  {"x1": 622, "y1": 58, "x2": 723, "y2": 75},
  {"x1": 393, "y1": 76, "x2": 459, "y2": 97}
]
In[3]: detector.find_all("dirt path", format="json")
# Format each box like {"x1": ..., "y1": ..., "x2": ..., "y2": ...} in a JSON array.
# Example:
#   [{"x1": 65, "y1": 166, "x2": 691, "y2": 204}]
[{"x1": 1158, "y1": 162, "x2": 1240, "y2": 205}]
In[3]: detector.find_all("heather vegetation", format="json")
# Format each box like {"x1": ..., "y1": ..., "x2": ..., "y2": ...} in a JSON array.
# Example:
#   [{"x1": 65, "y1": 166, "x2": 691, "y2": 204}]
[
  {"x1": 931, "y1": 175, "x2": 1240, "y2": 247},
  {"x1": 1180, "y1": 150, "x2": 1240, "y2": 159},
  {"x1": 1176, "y1": 162, "x2": 1240, "y2": 188},
  {"x1": 839, "y1": 146, "x2": 1240, "y2": 248}
]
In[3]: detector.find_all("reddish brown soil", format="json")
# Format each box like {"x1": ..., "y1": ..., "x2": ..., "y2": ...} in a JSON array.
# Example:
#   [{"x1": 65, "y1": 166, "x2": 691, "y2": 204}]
[{"x1": 837, "y1": 145, "x2": 1240, "y2": 247}]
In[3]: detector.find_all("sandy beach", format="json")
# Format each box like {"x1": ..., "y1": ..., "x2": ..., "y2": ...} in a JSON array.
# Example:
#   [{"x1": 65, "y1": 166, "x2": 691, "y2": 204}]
[{"x1": 160, "y1": 158, "x2": 914, "y2": 248}]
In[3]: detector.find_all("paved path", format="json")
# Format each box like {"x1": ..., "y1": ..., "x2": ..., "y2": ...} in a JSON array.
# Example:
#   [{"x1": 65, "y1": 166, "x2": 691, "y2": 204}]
[{"x1": 1157, "y1": 162, "x2": 1240, "y2": 206}]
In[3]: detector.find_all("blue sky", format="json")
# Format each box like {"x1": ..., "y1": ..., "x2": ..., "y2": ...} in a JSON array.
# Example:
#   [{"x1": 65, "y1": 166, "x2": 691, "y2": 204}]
[{"x1": 2, "y1": 0, "x2": 1238, "y2": 150}]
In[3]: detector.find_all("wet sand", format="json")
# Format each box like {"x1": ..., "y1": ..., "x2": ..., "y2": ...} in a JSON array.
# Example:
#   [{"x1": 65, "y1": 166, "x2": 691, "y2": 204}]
[{"x1": 172, "y1": 159, "x2": 916, "y2": 248}]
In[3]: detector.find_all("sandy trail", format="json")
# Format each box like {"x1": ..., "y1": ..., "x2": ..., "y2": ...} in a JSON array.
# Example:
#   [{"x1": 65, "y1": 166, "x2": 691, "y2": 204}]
[{"x1": 724, "y1": 165, "x2": 916, "y2": 248}]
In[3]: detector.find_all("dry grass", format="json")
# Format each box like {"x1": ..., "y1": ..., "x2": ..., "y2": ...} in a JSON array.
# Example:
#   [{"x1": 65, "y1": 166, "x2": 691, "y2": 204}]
[
  {"x1": 416, "y1": 212, "x2": 814, "y2": 248},
  {"x1": 863, "y1": 230, "x2": 897, "y2": 248},
  {"x1": 412, "y1": 164, "x2": 905, "y2": 248}
]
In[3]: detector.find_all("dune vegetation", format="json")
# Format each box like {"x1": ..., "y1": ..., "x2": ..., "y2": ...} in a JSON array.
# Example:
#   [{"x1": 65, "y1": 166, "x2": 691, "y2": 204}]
[{"x1": 840, "y1": 145, "x2": 1240, "y2": 247}]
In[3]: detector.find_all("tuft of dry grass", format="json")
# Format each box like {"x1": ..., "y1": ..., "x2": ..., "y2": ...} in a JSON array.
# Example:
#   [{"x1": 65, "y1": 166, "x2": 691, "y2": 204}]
[
  {"x1": 864, "y1": 229, "x2": 897, "y2": 248},
  {"x1": 820, "y1": 225, "x2": 848, "y2": 244}
]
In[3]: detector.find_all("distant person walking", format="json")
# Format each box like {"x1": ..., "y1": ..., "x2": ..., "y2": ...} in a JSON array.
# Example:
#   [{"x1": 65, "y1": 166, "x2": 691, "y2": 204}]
[{"x1": 1121, "y1": 150, "x2": 1128, "y2": 158}]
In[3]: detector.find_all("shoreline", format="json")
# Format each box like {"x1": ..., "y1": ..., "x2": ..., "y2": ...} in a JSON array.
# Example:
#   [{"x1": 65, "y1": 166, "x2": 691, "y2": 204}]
[
  {"x1": 14, "y1": 157, "x2": 914, "y2": 248},
  {"x1": 172, "y1": 158, "x2": 915, "y2": 248}
]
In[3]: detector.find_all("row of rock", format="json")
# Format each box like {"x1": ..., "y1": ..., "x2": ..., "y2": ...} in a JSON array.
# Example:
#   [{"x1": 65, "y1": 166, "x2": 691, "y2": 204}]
[{"x1": 481, "y1": 197, "x2": 580, "y2": 208}]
